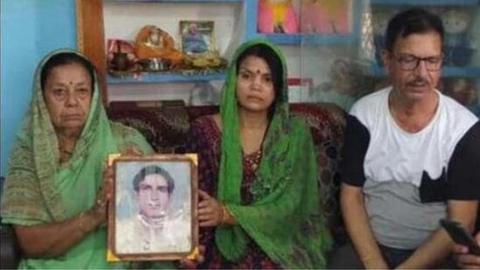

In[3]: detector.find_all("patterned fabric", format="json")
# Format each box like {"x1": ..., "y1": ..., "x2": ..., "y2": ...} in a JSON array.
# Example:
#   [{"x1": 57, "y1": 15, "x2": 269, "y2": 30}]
[
  {"x1": 108, "y1": 104, "x2": 190, "y2": 153},
  {"x1": 291, "y1": 103, "x2": 347, "y2": 241},
  {"x1": 0, "y1": 50, "x2": 153, "y2": 269}
]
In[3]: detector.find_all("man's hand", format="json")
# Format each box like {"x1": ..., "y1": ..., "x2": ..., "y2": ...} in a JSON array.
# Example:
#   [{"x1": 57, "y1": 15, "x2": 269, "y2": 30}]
[
  {"x1": 454, "y1": 232, "x2": 480, "y2": 269},
  {"x1": 340, "y1": 184, "x2": 389, "y2": 269}
]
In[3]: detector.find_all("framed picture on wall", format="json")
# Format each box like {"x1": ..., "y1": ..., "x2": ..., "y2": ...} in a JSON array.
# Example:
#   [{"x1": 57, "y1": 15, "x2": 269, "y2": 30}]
[
  {"x1": 107, "y1": 154, "x2": 198, "y2": 261},
  {"x1": 179, "y1": 20, "x2": 215, "y2": 56}
]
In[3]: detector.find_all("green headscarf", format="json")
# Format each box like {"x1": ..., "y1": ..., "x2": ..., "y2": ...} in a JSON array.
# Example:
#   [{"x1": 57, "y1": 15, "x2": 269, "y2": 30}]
[
  {"x1": 1, "y1": 49, "x2": 153, "y2": 269},
  {"x1": 215, "y1": 39, "x2": 332, "y2": 268}
]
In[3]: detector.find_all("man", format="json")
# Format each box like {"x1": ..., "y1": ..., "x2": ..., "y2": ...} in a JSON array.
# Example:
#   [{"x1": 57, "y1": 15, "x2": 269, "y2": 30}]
[
  {"x1": 331, "y1": 8, "x2": 480, "y2": 269},
  {"x1": 117, "y1": 165, "x2": 190, "y2": 254}
]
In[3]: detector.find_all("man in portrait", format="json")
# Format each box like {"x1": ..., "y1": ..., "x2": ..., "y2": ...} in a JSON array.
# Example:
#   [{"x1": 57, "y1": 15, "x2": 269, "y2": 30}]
[
  {"x1": 116, "y1": 165, "x2": 191, "y2": 254},
  {"x1": 182, "y1": 22, "x2": 209, "y2": 55}
]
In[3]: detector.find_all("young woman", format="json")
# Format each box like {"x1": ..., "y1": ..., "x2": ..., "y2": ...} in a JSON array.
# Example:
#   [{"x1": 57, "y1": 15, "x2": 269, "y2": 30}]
[{"x1": 186, "y1": 39, "x2": 331, "y2": 269}]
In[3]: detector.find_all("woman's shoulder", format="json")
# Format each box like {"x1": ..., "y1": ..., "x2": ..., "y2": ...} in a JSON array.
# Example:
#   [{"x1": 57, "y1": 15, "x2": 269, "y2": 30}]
[
  {"x1": 109, "y1": 121, "x2": 144, "y2": 138},
  {"x1": 109, "y1": 121, "x2": 154, "y2": 154}
]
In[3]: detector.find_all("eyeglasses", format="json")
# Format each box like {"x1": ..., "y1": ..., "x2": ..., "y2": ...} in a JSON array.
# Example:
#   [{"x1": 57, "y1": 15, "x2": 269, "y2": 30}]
[{"x1": 393, "y1": 54, "x2": 443, "y2": 71}]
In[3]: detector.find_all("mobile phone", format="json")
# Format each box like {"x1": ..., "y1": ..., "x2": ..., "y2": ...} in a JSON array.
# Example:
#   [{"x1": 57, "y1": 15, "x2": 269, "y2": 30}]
[{"x1": 440, "y1": 219, "x2": 480, "y2": 255}]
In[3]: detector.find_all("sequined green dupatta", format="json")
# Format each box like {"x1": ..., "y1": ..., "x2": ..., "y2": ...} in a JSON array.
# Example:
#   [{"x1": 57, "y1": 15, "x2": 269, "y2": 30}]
[
  {"x1": 1, "y1": 50, "x2": 153, "y2": 269},
  {"x1": 215, "y1": 39, "x2": 332, "y2": 268}
]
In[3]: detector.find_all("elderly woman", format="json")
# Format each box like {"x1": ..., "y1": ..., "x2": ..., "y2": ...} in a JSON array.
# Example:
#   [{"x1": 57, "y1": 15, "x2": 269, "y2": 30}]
[
  {"x1": 186, "y1": 39, "x2": 332, "y2": 268},
  {"x1": 0, "y1": 50, "x2": 154, "y2": 268}
]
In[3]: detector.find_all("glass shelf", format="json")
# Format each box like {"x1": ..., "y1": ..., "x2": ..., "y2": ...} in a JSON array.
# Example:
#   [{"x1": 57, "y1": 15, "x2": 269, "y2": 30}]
[
  {"x1": 262, "y1": 33, "x2": 355, "y2": 45},
  {"x1": 107, "y1": 71, "x2": 226, "y2": 84}
]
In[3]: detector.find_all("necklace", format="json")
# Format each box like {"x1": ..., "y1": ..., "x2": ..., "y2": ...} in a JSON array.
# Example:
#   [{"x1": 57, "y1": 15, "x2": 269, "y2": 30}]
[{"x1": 244, "y1": 149, "x2": 262, "y2": 171}]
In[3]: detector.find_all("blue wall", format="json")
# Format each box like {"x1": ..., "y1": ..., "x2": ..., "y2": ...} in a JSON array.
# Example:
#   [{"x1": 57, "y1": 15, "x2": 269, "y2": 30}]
[{"x1": 0, "y1": 0, "x2": 77, "y2": 176}]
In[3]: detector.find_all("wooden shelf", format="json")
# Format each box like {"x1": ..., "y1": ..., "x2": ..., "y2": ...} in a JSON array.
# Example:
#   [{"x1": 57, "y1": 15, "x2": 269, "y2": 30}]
[{"x1": 262, "y1": 33, "x2": 355, "y2": 45}]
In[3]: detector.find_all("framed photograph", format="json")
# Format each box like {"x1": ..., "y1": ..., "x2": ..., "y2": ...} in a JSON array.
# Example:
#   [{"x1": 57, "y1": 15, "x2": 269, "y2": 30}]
[
  {"x1": 179, "y1": 20, "x2": 215, "y2": 56},
  {"x1": 107, "y1": 154, "x2": 198, "y2": 261}
]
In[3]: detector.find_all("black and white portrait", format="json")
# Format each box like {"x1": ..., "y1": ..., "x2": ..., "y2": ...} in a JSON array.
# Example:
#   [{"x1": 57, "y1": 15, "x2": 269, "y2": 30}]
[{"x1": 108, "y1": 155, "x2": 198, "y2": 261}]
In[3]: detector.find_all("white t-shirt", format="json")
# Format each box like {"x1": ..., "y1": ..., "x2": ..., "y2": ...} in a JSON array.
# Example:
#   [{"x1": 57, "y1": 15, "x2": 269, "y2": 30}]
[{"x1": 341, "y1": 86, "x2": 480, "y2": 249}]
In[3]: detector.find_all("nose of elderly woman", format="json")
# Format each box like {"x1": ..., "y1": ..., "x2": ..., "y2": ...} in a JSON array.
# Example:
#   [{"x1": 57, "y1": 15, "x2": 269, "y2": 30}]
[{"x1": 65, "y1": 91, "x2": 80, "y2": 107}]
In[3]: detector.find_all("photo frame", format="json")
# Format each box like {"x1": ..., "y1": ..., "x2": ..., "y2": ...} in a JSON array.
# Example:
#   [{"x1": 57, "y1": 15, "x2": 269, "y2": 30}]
[
  {"x1": 179, "y1": 20, "x2": 215, "y2": 56},
  {"x1": 107, "y1": 154, "x2": 198, "y2": 261}
]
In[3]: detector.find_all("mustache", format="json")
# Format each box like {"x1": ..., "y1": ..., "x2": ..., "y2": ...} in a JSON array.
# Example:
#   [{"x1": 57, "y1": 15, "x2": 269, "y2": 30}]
[{"x1": 407, "y1": 77, "x2": 429, "y2": 86}]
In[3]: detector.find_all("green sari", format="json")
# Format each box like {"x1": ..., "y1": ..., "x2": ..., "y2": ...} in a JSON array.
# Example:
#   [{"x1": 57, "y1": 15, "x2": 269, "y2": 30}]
[
  {"x1": 215, "y1": 39, "x2": 332, "y2": 268},
  {"x1": 0, "y1": 50, "x2": 153, "y2": 269}
]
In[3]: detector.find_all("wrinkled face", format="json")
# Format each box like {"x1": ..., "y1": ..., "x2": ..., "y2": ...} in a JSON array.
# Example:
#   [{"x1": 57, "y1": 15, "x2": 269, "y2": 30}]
[
  {"x1": 383, "y1": 31, "x2": 442, "y2": 101},
  {"x1": 136, "y1": 174, "x2": 171, "y2": 219},
  {"x1": 43, "y1": 63, "x2": 92, "y2": 134},
  {"x1": 236, "y1": 55, "x2": 275, "y2": 113}
]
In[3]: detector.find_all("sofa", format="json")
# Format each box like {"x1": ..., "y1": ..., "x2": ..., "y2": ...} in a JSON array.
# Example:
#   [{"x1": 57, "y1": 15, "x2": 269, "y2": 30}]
[
  {"x1": 107, "y1": 101, "x2": 348, "y2": 239},
  {"x1": 0, "y1": 102, "x2": 347, "y2": 269}
]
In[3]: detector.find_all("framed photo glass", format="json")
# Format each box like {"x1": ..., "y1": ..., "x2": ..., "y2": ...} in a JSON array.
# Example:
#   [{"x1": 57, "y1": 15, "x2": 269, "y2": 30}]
[
  {"x1": 180, "y1": 20, "x2": 215, "y2": 56},
  {"x1": 107, "y1": 154, "x2": 198, "y2": 261}
]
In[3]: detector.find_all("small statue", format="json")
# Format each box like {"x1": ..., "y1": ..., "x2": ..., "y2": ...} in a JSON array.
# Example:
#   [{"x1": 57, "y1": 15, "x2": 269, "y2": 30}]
[
  {"x1": 145, "y1": 27, "x2": 164, "y2": 48},
  {"x1": 442, "y1": 8, "x2": 474, "y2": 66},
  {"x1": 107, "y1": 39, "x2": 136, "y2": 71},
  {"x1": 135, "y1": 25, "x2": 184, "y2": 68}
]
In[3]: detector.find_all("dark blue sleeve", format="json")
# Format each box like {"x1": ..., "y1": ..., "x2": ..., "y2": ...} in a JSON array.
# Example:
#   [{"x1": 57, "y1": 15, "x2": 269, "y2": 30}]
[
  {"x1": 340, "y1": 114, "x2": 371, "y2": 187},
  {"x1": 447, "y1": 121, "x2": 480, "y2": 200}
]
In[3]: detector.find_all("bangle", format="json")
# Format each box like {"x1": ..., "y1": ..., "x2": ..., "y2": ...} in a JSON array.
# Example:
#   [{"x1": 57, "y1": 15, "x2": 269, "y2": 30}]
[
  {"x1": 218, "y1": 203, "x2": 225, "y2": 225},
  {"x1": 221, "y1": 204, "x2": 230, "y2": 225}
]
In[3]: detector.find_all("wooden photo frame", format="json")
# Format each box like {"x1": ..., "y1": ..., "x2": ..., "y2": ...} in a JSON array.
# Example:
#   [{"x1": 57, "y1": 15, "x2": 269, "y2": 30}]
[
  {"x1": 179, "y1": 20, "x2": 215, "y2": 56},
  {"x1": 107, "y1": 154, "x2": 198, "y2": 261}
]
